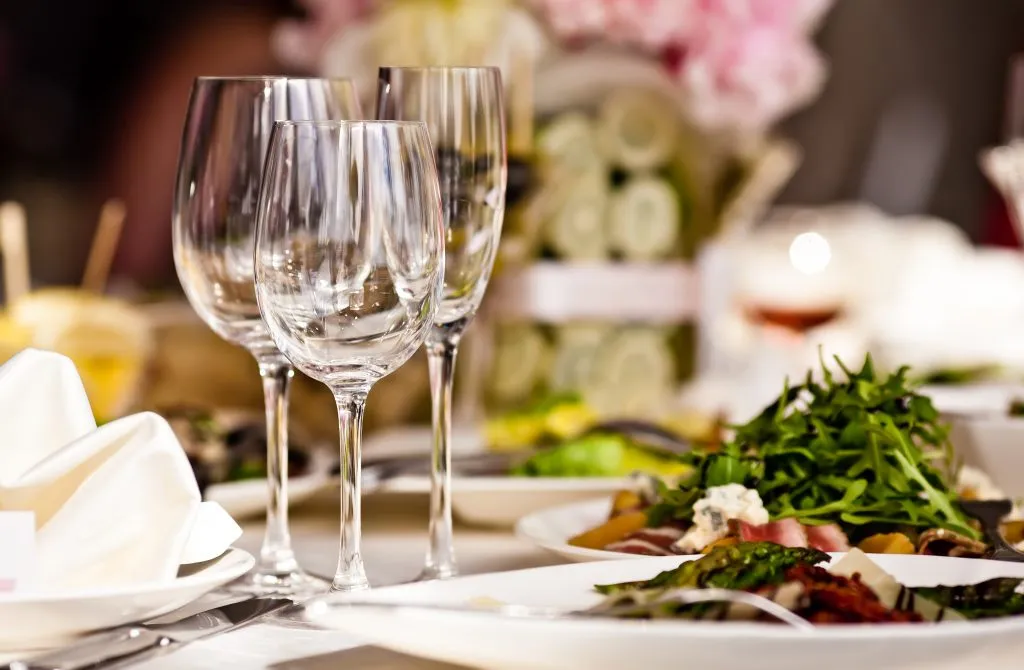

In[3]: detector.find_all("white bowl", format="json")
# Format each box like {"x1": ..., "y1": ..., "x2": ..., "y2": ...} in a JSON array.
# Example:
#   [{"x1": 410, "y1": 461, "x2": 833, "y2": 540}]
[{"x1": 949, "y1": 413, "x2": 1024, "y2": 497}]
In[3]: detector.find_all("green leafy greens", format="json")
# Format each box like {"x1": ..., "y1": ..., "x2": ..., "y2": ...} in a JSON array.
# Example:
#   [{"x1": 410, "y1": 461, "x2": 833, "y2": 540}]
[
  {"x1": 509, "y1": 434, "x2": 692, "y2": 478},
  {"x1": 647, "y1": 353, "x2": 979, "y2": 541}
]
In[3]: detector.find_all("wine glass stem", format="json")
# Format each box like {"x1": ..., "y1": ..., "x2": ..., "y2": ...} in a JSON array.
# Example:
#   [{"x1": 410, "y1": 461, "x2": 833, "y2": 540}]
[
  {"x1": 257, "y1": 358, "x2": 299, "y2": 575},
  {"x1": 332, "y1": 389, "x2": 370, "y2": 592},
  {"x1": 424, "y1": 337, "x2": 459, "y2": 579}
]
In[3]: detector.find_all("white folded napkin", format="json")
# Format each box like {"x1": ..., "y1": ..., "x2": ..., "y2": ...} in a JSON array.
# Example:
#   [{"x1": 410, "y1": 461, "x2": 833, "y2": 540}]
[{"x1": 0, "y1": 348, "x2": 241, "y2": 593}]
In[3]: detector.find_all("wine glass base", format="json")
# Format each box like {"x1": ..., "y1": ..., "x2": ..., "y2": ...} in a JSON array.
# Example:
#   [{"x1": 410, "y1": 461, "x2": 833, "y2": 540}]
[
  {"x1": 225, "y1": 569, "x2": 335, "y2": 630},
  {"x1": 415, "y1": 565, "x2": 459, "y2": 582},
  {"x1": 330, "y1": 576, "x2": 371, "y2": 593},
  {"x1": 226, "y1": 568, "x2": 333, "y2": 599}
]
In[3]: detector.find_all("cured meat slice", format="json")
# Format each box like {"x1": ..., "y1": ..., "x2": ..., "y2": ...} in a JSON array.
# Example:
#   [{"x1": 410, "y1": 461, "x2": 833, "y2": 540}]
[
  {"x1": 605, "y1": 527, "x2": 684, "y2": 556},
  {"x1": 738, "y1": 518, "x2": 809, "y2": 548},
  {"x1": 804, "y1": 523, "x2": 851, "y2": 552}
]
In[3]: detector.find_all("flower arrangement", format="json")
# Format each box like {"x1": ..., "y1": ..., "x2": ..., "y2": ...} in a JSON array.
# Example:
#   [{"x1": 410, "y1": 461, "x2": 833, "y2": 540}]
[
  {"x1": 272, "y1": 0, "x2": 837, "y2": 429},
  {"x1": 275, "y1": 0, "x2": 831, "y2": 134}
]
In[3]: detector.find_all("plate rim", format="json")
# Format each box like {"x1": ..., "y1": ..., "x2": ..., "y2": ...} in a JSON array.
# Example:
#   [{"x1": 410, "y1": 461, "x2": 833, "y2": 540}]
[
  {"x1": 308, "y1": 552, "x2": 1024, "y2": 641},
  {"x1": 381, "y1": 476, "x2": 631, "y2": 494},
  {"x1": 515, "y1": 497, "x2": 629, "y2": 561},
  {"x1": 0, "y1": 546, "x2": 254, "y2": 604}
]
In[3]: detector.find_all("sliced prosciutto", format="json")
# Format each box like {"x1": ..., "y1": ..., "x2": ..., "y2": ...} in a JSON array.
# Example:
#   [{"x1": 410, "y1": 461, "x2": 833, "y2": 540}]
[
  {"x1": 738, "y1": 518, "x2": 808, "y2": 547},
  {"x1": 737, "y1": 519, "x2": 851, "y2": 552},
  {"x1": 605, "y1": 527, "x2": 684, "y2": 556},
  {"x1": 804, "y1": 523, "x2": 851, "y2": 552}
]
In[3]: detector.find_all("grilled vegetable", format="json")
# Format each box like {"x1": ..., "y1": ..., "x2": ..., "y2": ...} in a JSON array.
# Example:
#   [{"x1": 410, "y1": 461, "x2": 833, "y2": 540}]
[
  {"x1": 569, "y1": 511, "x2": 648, "y2": 551},
  {"x1": 916, "y1": 578, "x2": 1024, "y2": 619},
  {"x1": 595, "y1": 542, "x2": 829, "y2": 594}
]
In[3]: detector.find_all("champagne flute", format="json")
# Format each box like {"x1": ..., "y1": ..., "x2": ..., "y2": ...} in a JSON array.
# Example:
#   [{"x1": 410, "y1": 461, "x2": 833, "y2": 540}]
[
  {"x1": 376, "y1": 66, "x2": 507, "y2": 581},
  {"x1": 254, "y1": 120, "x2": 445, "y2": 592},
  {"x1": 172, "y1": 77, "x2": 361, "y2": 597}
]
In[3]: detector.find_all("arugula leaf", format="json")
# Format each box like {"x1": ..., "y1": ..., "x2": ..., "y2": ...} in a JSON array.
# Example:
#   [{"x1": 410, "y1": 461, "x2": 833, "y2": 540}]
[{"x1": 645, "y1": 352, "x2": 980, "y2": 541}]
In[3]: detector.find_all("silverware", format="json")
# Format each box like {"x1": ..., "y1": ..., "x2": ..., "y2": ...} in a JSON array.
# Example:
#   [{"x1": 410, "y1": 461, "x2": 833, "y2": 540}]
[
  {"x1": 8, "y1": 597, "x2": 292, "y2": 670},
  {"x1": 355, "y1": 422, "x2": 693, "y2": 489},
  {"x1": 359, "y1": 451, "x2": 528, "y2": 489},
  {"x1": 959, "y1": 499, "x2": 1024, "y2": 562},
  {"x1": 582, "y1": 420, "x2": 694, "y2": 454},
  {"x1": 310, "y1": 587, "x2": 813, "y2": 630}
]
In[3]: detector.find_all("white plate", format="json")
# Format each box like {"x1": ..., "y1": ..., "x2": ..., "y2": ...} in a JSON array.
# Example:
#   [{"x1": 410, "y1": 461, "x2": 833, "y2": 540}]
[
  {"x1": 306, "y1": 553, "x2": 1024, "y2": 670},
  {"x1": 515, "y1": 498, "x2": 627, "y2": 562},
  {"x1": 921, "y1": 382, "x2": 1024, "y2": 416},
  {"x1": 383, "y1": 476, "x2": 628, "y2": 528},
  {"x1": 362, "y1": 426, "x2": 632, "y2": 527},
  {"x1": 205, "y1": 451, "x2": 333, "y2": 520},
  {"x1": 0, "y1": 547, "x2": 254, "y2": 651}
]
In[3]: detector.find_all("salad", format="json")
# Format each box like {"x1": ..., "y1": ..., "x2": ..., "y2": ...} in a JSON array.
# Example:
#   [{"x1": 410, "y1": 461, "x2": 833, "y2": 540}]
[
  {"x1": 163, "y1": 407, "x2": 315, "y2": 494},
  {"x1": 487, "y1": 392, "x2": 717, "y2": 478},
  {"x1": 509, "y1": 433, "x2": 693, "y2": 479},
  {"x1": 571, "y1": 354, "x2": 1009, "y2": 559},
  {"x1": 585, "y1": 541, "x2": 1024, "y2": 624}
]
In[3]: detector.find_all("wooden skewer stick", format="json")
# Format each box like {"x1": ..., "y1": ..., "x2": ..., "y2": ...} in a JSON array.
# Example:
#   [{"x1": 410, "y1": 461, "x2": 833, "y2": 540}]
[
  {"x1": 82, "y1": 199, "x2": 127, "y2": 294},
  {"x1": 0, "y1": 202, "x2": 30, "y2": 305}
]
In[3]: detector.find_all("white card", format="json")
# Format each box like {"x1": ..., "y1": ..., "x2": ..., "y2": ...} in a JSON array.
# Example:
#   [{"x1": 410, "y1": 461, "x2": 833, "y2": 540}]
[{"x1": 0, "y1": 511, "x2": 35, "y2": 592}]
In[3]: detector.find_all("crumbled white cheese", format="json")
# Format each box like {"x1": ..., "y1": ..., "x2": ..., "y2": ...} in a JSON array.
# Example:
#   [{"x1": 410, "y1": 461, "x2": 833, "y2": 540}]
[
  {"x1": 629, "y1": 472, "x2": 662, "y2": 506},
  {"x1": 672, "y1": 484, "x2": 769, "y2": 554}
]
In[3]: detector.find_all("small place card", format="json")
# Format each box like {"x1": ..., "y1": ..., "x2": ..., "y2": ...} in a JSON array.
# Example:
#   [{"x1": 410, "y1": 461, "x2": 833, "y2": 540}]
[{"x1": 0, "y1": 511, "x2": 35, "y2": 592}]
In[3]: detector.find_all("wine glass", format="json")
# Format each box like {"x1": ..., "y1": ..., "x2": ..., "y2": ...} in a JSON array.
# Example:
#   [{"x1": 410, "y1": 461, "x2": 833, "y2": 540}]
[
  {"x1": 376, "y1": 66, "x2": 506, "y2": 581},
  {"x1": 254, "y1": 120, "x2": 445, "y2": 592},
  {"x1": 172, "y1": 77, "x2": 361, "y2": 597}
]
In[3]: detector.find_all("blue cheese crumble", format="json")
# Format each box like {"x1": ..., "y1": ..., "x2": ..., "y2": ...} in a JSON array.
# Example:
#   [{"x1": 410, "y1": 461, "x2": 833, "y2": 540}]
[{"x1": 672, "y1": 484, "x2": 769, "y2": 554}]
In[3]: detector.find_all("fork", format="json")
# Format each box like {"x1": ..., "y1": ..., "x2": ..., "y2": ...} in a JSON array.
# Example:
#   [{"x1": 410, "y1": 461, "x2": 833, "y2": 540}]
[
  {"x1": 958, "y1": 499, "x2": 1024, "y2": 562},
  {"x1": 307, "y1": 588, "x2": 814, "y2": 630}
]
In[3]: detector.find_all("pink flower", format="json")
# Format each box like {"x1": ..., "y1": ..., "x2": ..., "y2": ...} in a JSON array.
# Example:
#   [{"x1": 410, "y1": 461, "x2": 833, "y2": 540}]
[
  {"x1": 273, "y1": 0, "x2": 374, "y2": 69},
  {"x1": 531, "y1": 0, "x2": 696, "y2": 51},
  {"x1": 694, "y1": 0, "x2": 833, "y2": 34},
  {"x1": 531, "y1": 0, "x2": 832, "y2": 49},
  {"x1": 678, "y1": 23, "x2": 826, "y2": 132}
]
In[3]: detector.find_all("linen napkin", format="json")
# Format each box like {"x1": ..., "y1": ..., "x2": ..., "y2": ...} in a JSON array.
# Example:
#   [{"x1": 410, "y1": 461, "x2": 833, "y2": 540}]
[{"x1": 0, "y1": 348, "x2": 242, "y2": 593}]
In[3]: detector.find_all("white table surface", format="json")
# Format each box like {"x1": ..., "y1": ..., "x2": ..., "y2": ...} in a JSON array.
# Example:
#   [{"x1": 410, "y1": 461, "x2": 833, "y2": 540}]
[
  {"x1": 138, "y1": 494, "x2": 562, "y2": 670},
  {"x1": 48, "y1": 492, "x2": 1024, "y2": 670}
]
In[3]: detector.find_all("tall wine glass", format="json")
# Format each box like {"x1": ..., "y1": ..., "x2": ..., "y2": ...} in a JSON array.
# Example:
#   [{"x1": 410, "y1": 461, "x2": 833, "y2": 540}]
[
  {"x1": 172, "y1": 77, "x2": 361, "y2": 597},
  {"x1": 377, "y1": 66, "x2": 506, "y2": 581},
  {"x1": 254, "y1": 120, "x2": 445, "y2": 592}
]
